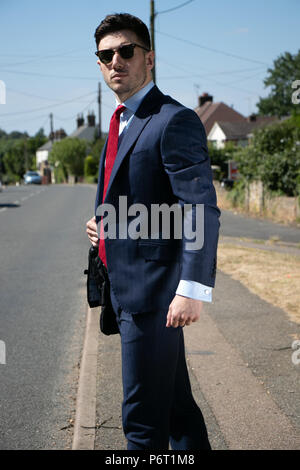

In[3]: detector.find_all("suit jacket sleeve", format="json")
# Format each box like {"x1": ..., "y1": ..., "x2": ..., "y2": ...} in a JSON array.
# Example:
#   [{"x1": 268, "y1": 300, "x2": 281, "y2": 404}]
[{"x1": 161, "y1": 108, "x2": 220, "y2": 287}]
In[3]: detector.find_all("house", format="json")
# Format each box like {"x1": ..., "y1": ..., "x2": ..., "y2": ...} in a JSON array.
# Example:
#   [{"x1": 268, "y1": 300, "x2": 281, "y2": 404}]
[
  {"x1": 36, "y1": 112, "x2": 98, "y2": 172},
  {"x1": 194, "y1": 93, "x2": 246, "y2": 136},
  {"x1": 207, "y1": 114, "x2": 279, "y2": 149},
  {"x1": 68, "y1": 111, "x2": 98, "y2": 141},
  {"x1": 36, "y1": 129, "x2": 67, "y2": 170}
]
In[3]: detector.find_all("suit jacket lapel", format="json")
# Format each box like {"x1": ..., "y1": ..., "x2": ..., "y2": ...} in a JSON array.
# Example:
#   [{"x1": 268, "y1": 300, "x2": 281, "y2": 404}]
[
  {"x1": 104, "y1": 86, "x2": 164, "y2": 203},
  {"x1": 104, "y1": 114, "x2": 152, "y2": 202},
  {"x1": 95, "y1": 138, "x2": 108, "y2": 210}
]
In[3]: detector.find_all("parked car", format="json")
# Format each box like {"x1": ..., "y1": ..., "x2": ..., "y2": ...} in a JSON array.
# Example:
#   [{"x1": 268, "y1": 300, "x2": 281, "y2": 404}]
[
  {"x1": 221, "y1": 178, "x2": 235, "y2": 189},
  {"x1": 24, "y1": 171, "x2": 42, "y2": 185}
]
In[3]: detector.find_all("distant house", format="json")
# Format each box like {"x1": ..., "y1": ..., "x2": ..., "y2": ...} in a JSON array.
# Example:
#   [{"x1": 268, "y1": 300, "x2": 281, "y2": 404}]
[
  {"x1": 36, "y1": 112, "x2": 98, "y2": 170},
  {"x1": 208, "y1": 114, "x2": 279, "y2": 149},
  {"x1": 194, "y1": 93, "x2": 246, "y2": 136},
  {"x1": 68, "y1": 112, "x2": 98, "y2": 141},
  {"x1": 36, "y1": 129, "x2": 67, "y2": 170}
]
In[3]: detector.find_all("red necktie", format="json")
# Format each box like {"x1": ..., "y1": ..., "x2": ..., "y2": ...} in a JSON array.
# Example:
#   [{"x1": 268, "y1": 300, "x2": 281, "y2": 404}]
[{"x1": 99, "y1": 104, "x2": 126, "y2": 266}]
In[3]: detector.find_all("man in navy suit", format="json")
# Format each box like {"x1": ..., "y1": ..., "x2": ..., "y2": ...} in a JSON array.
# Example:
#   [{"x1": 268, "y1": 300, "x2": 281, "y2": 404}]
[{"x1": 86, "y1": 13, "x2": 220, "y2": 450}]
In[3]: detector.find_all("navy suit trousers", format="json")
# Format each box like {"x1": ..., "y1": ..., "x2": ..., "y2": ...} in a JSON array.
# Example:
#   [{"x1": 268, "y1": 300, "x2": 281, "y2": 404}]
[{"x1": 110, "y1": 286, "x2": 211, "y2": 451}]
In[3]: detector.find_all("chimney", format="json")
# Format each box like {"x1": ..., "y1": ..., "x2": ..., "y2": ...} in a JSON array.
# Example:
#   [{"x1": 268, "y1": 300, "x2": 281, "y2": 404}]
[
  {"x1": 53, "y1": 129, "x2": 67, "y2": 140},
  {"x1": 77, "y1": 113, "x2": 84, "y2": 128},
  {"x1": 198, "y1": 92, "x2": 213, "y2": 107},
  {"x1": 248, "y1": 113, "x2": 257, "y2": 122},
  {"x1": 87, "y1": 111, "x2": 96, "y2": 127}
]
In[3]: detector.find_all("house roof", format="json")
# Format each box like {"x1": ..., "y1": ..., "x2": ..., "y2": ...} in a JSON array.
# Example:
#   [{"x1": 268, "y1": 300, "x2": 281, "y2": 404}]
[
  {"x1": 248, "y1": 115, "x2": 279, "y2": 128},
  {"x1": 210, "y1": 116, "x2": 280, "y2": 141},
  {"x1": 215, "y1": 121, "x2": 255, "y2": 140},
  {"x1": 194, "y1": 101, "x2": 246, "y2": 135},
  {"x1": 69, "y1": 124, "x2": 97, "y2": 141},
  {"x1": 36, "y1": 139, "x2": 59, "y2": 152}
]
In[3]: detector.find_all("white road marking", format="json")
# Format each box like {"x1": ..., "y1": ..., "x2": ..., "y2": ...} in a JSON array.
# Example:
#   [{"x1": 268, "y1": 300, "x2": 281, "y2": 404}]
[{"x1": 0, "y1": 186, "x2": 48, "y2": 214}]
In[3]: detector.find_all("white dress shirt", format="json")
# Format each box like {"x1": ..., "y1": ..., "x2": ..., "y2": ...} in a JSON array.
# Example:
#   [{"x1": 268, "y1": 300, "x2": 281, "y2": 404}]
[{"x1": 116, "y1": 81, "x2": 212, "y2": 303}]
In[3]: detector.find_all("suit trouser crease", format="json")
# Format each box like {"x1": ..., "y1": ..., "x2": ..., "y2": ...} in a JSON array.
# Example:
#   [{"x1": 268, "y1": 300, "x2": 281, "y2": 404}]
[{"x1": 109, "y1": 285, "x2": 211, "y2": 450}]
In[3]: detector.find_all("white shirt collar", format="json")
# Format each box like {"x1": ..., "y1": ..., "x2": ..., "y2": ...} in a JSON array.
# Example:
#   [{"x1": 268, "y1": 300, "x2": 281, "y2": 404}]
[{"x1": 115, "y1": 80, "x2": 155, "y2": 114}]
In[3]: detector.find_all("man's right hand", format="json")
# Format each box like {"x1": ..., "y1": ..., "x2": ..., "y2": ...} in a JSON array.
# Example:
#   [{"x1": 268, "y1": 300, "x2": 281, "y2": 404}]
[{"x1": 86, "y1": 216, "x2": 99, "y2": 247}]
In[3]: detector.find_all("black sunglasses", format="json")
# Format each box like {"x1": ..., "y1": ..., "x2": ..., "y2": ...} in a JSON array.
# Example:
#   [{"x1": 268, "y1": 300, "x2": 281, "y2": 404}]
[{"x1": 95, "y1": 43, "x2": 150, "y2": 64}]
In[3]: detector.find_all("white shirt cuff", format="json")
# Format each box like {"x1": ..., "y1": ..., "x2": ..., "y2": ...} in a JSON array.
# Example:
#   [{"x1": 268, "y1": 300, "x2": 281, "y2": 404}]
[{"x1": 176, "y1": 280, "x2": 212, "y2": 302}]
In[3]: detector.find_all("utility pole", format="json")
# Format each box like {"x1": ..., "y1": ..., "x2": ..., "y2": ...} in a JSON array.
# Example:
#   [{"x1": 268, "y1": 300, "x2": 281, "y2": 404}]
[
  {"x1": 24, "y1": 136, "x2": 28, "y2": 172},
  {"x1": 150, "y1": 0, "x2": 156, "y2": 84},
  {"x1": 49, "y1": 113, "x2": 54, "y2": 142},
  {"x1": 98, "y1": 82, "x2": 102, "y2": 140},
  {"x1": 150, "y1": 0, "x2": 195, "y2": 85}
]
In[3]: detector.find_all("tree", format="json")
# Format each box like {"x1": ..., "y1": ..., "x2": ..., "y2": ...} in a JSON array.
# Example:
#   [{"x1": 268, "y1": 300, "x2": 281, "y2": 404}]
[
  {"x1": 3, "y1": 141, "x2": 27, "y2": 181},
  {"x1": 257, "y1": 50, "x2": 300, "y2": 117},
  {"x1": 0, "y1": 129, "x2": 47, "y2": 182},
  {"x1": 208, "y1": 141, "x2": 237, "y2": 180},
  {"x1": 49, "y1": 138, "x2": 87, "y2": 180},
  {"x1": 84, "y1": 155, "x2": 98, "y2": 177},
  {"x1": 89, "y1": 137, "x2": 106, "y2": 161},
  {"x1": 234, "y1": 118, "x2": 300, "y2": 196}
]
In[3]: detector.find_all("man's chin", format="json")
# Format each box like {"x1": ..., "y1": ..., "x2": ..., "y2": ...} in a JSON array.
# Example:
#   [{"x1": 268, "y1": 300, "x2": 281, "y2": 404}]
[{"x1": 109, "y1": 83, "x2": 131, "y2": 96}]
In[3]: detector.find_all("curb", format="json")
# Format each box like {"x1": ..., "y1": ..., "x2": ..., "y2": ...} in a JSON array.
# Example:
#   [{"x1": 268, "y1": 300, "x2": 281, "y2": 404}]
[{"x1": 72, "y1": 306, "x2": 100, "y2": 450}]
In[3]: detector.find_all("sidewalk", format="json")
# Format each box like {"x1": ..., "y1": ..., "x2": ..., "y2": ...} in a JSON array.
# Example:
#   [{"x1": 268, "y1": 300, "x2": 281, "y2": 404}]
[{"x1": 73, "y1": 267, "x2": 300, "y2": 450}]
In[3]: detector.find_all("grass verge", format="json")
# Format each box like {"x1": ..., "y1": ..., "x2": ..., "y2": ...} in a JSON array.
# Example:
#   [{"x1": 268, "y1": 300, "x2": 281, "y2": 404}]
[{"x1": 217, "y1": 243, "x2": 300, "y2": 324}]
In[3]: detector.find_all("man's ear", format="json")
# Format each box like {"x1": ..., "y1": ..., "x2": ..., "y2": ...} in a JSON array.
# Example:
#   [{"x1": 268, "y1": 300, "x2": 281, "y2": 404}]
[{"x1": 146, "y1": 50, "x2": 155, "y2": 70}]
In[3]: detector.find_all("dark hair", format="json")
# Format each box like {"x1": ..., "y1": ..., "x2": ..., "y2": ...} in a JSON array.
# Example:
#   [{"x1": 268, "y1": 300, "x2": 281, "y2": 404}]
[{"x1": 94, "y1": 13, "x2": 151, "y2": 50}]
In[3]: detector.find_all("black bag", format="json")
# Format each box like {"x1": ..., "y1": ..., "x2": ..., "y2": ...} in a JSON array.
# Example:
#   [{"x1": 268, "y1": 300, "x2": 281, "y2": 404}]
[{"x1": 84, "y1": 245, "x2": 119, "y2": 336}]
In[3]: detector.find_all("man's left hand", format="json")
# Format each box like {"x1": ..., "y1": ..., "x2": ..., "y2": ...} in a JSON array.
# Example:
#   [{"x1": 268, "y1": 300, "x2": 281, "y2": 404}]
[{"x1": 166, "y1": 295, "x2": 203, "y2": 328}]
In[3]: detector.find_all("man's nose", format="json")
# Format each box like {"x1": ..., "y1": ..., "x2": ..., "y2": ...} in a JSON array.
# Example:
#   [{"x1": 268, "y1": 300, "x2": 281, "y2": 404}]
[{"x1": 111, "y1": 50, "x2": 124, "y2": 68}]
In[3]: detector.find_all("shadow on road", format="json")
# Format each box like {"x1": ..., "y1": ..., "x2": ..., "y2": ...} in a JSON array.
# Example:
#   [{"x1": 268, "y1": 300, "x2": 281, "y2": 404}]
[{"x1": 0, "y1": 203, "x2": 20, "y2": 208}]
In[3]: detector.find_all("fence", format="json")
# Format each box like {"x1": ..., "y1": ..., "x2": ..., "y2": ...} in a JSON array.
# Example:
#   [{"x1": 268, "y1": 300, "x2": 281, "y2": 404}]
[{"x1": 215, "y1": 181, "x2": 300, "y2": 224}]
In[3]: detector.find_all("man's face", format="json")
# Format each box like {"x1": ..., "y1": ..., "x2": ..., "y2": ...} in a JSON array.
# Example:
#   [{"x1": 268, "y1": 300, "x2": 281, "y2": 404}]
[{"x1": 97, "y1": 29, "x2": 154, "y2": 102}]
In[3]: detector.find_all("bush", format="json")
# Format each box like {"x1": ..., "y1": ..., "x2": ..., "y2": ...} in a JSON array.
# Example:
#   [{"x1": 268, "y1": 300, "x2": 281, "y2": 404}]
[
  {"x1": 226, "y1": 179, "x2": 246, "y2": 207},
  {"x1": 49, "y1": 138, "x2": 87, "y2": 180},
  {"x1": 208, "y1": 142, "x2": 236, "y2": 180},
  {"x1": 234, "y1": 118, "x2": 300, "y2": 196},
  {"x1": 84, "y1": 155, "x2": 98, "y2": 178}
]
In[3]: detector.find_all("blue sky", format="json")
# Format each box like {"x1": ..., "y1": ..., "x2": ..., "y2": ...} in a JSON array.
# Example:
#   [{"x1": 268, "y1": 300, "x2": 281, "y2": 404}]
[{"x1": 0, "y1": 0, "x2": 299, "y2": 137}]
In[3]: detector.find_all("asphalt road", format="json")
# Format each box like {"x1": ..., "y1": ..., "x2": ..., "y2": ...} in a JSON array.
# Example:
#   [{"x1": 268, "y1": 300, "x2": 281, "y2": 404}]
[
  {"x1": 93, "y1": 202, "x2": 300, "y2": 450},
  {"x1": 220, "y1": 209, "x2": 300, "y2": 243},
  {"x1": 1, "y1": 184, "x2": 299, "y2": 450},
  {"x1": 0, "y1": 184, "x2": 96, "y2": 450}
]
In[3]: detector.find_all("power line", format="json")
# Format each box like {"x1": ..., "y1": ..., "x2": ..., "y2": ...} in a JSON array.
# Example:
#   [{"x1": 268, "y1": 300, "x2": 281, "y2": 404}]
[
  {"x1": 54, "y1": 96, "x2": 99, "y2": 122},
  {"x1": 157, "y1": 0, "x2": 196, "y2": 15},
  {"x1": 0, "y1": 68, "x2": 101, "y2": 81},
  {"x1": 0, "y1": 49, "x2": 82, "y2": 68},
  {"x1": 6, "y1": 88, "x2": 68, "y2": 102},
  {"x1": 157, "y1": 56, "x2": 266, "y2": 78},
  {"x1": 0, "y1": 91, "x2": 97, "y2": 117},
  {"x1": 0, "y1": 113, "x2": 49, "y2": 125},
  {"x1": 156, "y1": 29, "x2": 270, "y2": 66}
]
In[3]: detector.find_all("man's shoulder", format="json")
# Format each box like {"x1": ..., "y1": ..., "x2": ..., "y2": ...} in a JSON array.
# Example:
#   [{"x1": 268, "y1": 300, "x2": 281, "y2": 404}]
[{"x1": 145, "y1": 86, "x2": 197, "y2": 121}]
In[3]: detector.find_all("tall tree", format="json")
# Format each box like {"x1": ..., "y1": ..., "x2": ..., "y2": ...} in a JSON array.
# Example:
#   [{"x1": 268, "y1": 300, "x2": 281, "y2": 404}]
[
  {"x1": 257, "y1": 50, "x2": 300, "y2": 117},
  {"x1": 49, "y1": 138, "x2": 87, "y2": 180}
]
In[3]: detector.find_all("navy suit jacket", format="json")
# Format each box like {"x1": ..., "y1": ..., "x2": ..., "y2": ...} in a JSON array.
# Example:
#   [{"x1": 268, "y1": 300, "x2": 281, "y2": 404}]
[{"x1": 95, "y1": 85, "x2": 220, "y2": 314}]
